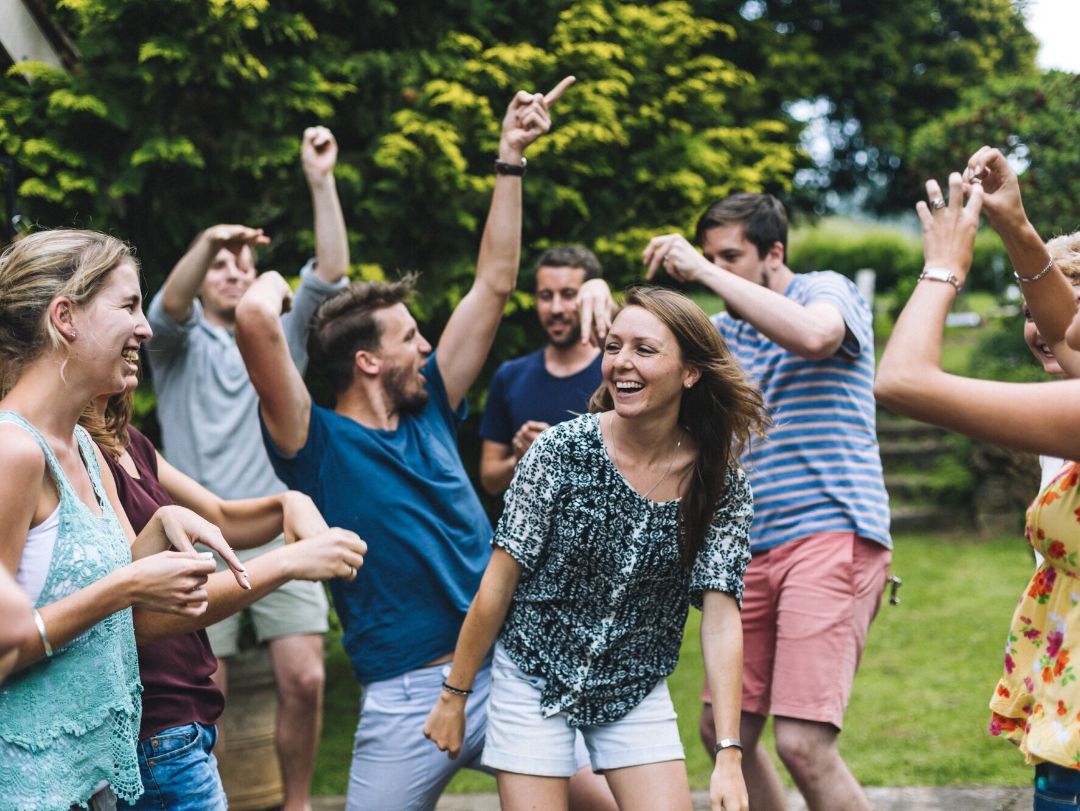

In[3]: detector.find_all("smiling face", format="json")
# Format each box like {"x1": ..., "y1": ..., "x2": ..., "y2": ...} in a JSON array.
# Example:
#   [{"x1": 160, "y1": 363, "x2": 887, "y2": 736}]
[
  {"x1": 69, "y1": 260, "x2": 152, "y2": 397},
  {"x1": 374, "y1": 302, "x2": 433, "y2": 413},
  {"x1": 536, "y1": 265, "x2": 587, "y2": 347},
  {"x1": 1025, "y1": 286, "x2": 1080, "y2": 377},
  {"x1": 602, "y1": 305, "x2": 699, "y2": 422},
  {"x1": 199, "y1": 245, "x2": 257, "y2": 326}
]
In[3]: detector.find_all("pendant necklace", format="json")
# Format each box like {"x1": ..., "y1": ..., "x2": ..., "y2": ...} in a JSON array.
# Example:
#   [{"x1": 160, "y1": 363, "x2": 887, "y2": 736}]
[{"x1": 608, "y1": 413, "x2": 682, "y2": 500}]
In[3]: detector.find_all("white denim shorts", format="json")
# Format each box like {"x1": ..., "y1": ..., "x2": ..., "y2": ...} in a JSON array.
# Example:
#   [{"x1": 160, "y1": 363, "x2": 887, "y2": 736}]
[{"x1": 481, "y1": 642, "x2": 685, "y2": 777}]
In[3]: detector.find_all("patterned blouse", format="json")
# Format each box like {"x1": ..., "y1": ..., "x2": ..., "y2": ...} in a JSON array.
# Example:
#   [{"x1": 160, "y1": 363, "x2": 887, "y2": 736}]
[
  {"x1": 991, "y1": 460, "x2": 1080, "y2": 767},
  {"x1": 494, "y1": 413, "x2": 753, "y2": 727}
]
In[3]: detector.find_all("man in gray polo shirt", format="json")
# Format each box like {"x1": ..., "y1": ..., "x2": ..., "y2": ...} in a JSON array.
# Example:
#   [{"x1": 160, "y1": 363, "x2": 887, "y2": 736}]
[{"x1": 145, "y1": 126, "x2": 348, "y2": 811}]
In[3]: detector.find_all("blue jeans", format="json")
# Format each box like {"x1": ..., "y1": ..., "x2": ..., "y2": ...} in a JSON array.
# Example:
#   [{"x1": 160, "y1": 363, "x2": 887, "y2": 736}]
[
  {"x1": 120, "y1": 722, "x2": 227, "y2": 811},
  {"x1": 1035, "y1": 763, "x2": 1080, "y2": 810}
]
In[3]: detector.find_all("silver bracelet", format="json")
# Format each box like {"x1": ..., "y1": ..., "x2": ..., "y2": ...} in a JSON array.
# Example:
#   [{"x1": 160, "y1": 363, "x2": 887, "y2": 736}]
[
  {"x1": 32, "y1": 609, "x2": 53, "y2": 658},
  {"x1": 1014, "y1": 255, "x2": 1054, "y2": 283},
  {"x1": 714, "y1": 737, "x2": 743, "y2": 754}
]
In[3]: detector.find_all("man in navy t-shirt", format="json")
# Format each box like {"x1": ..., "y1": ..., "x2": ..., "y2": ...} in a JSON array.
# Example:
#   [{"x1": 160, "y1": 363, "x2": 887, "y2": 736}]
[
  {"x1": 235, "y1": 80, "x2": 615, "y2": 811},
  {"x1": 478, "y1": 246, "x2": 607, "y2": 495}
]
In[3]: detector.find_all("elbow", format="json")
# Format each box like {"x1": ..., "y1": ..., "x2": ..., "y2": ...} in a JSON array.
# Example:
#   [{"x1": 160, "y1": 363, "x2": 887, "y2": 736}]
[
  {"x1": 801, "y1": 328, "x2": 846, "y2": 361},
  {"x1": 235, "y1": 295, "x2": 279, "y2": 338},
  {"x1": 874, "y1": 367, "x2": 916, "y2": 416},
  {"x1": 478, "y1": 468, "x2": 503, "y2": 497}
]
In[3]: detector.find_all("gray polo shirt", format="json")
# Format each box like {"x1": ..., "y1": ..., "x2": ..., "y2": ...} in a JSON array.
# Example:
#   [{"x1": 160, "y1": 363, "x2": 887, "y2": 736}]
[{"x1": 146, "y1": 261, "x2": 347, "y2": 500}]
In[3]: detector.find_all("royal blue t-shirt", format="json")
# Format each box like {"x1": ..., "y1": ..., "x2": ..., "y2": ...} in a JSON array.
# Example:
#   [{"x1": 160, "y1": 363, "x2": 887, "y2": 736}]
[
  {"x1": 479, "y1": 348, "x2": 602, "y2": 444},
  {"x1": 262, "y1": 354, "x2": 492, "y2": 684}
]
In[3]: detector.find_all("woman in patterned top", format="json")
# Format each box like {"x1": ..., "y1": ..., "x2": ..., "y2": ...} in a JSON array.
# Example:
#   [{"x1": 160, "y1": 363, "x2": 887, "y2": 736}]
[
  {"x1": 425, "y1": 287, "x2": 766, "y2": 811},
  {"x1": 875, "y1": 151, "x2": 1080, "y2": 810},
  {"x1": 0, "y1": 229, "x2": 248, "y2": 810}
]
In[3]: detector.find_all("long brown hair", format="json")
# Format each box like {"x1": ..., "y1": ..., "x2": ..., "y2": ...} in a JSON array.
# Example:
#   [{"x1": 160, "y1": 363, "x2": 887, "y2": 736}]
[
  {"x1": 590, "y1": 286, "x2": 768, "y2": 566},
  {"x1": 81, "y1": 386, "x2": 135, "y2": 461}
]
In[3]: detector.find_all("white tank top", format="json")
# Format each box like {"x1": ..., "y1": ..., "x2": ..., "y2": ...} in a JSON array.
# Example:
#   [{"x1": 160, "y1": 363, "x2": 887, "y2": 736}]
[{"x1": 16, "y1": 503, "x2": 61, "y2": 604}]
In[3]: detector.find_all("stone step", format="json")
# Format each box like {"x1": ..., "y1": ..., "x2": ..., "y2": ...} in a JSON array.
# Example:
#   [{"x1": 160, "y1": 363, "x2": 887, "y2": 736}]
[
  {"x1": 878, "y1": 437, "x2": 955, "y2": 461},
  {"x1": 890, "y1": 503, "x2": 967, "y2": 533}
]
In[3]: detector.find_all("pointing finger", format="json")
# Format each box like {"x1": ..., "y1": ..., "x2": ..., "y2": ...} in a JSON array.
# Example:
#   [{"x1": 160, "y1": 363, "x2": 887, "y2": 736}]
[{"x1": 544, "y1": 75, "x2": 576, "y2": 107}]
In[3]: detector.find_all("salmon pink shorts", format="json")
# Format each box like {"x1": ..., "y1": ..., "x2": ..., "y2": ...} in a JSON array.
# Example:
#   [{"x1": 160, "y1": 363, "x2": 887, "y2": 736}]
[{"x1": 712, "y1": 532, "x2": 891, "y2": 730}]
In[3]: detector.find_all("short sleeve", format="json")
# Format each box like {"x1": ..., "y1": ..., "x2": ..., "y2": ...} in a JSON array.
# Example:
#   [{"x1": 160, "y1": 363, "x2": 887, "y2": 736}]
[
  {"x1": 478, "y1": 364, "x2": 513, "y2": 444},
  {"x1": 146, "y1": 289, "x2": 199, "y2": 364},
  {"x1": 492, "y1": 428, "x2": 563, "y2": 573},
  {"x1": 689, "y1": 465, "x2": 753, "y2": 609},
  {"x1": 261, "y1": 403, "x2": 328, "y2": 494},
  {"x1": 803, "y1": 272, "x2": 872, "y2": 359},
  {"x1": 282, "y1": 259, "x2": 350, "y2": 374}
]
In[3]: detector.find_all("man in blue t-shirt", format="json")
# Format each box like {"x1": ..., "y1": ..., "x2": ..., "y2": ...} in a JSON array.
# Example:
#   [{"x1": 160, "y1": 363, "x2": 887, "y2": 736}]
[
  {"x1": 478, "y1": 245, "x2": 607, "y2": 495},
  {"x1": 646, "y1": 193, "x2": 891, "y2": 811},
  {"x1": 235, "y1": 80, "x2": 614, "y2": 811}
]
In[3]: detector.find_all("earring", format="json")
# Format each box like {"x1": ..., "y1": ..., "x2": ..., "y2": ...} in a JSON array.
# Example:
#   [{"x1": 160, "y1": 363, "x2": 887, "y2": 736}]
[{"x1": 68, "y1": 330, "x2": 78, "y2": 340}]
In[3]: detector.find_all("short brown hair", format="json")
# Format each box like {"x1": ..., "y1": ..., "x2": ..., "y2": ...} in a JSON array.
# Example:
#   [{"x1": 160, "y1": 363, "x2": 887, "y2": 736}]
[
  {"x1": 305, "y1": 274, "x2": 418, "y2": 406},
  {"x1": 695, "y1": 193, "x2": 788, "y2": 260}
]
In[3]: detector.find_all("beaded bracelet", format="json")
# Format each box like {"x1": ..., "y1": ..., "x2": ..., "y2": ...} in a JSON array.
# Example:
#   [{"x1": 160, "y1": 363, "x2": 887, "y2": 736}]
[
  {"x1": 1014, "y1": 255, "x2": 1055, "y2": 284},
  {"x1": 442, "y1": 680, "x2": 473, "y2": 697}
]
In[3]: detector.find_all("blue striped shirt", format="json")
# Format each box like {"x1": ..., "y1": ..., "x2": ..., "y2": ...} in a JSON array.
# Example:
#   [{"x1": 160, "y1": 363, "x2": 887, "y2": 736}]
[{"x1": 713, "y1": 271, "x2": 892, "y2": 552}]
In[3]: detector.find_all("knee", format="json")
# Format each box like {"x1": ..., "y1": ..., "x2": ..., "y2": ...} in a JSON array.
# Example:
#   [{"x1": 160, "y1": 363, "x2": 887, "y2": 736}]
[
  {"x1": 277, "y1": 658, "x2": 325, "y2": 705},
  {"x1": 699, "y1": 704, "x2": 717, "y2": 755},
  {"x1": 774, "y1": 726, "x2": 835, "y2": 779}
]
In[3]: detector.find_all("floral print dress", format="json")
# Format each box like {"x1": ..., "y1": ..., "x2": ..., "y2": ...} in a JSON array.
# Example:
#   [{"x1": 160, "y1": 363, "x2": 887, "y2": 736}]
[{"x1": 991, "y1": 461, "x2": 1080, "y2": 767}]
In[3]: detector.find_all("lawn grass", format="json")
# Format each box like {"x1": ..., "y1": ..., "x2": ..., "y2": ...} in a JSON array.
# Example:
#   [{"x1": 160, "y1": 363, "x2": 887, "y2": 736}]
[{"x1": 312, "y1": 532, "x2": 1035, "y2": 795}]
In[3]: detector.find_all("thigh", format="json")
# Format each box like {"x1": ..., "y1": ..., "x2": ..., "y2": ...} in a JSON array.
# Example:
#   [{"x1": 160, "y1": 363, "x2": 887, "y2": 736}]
[
  {"x1": 582, "y1": 679, "x2": 684, "y2": 773},
  {"x1": 122, "y1": 723, "x2": 226, "y2": 811},
  {"x1": 739, "y1": 551, "x2": 777, "y2": 716},
  {"x1": 497, "y1": 773, "x2": 570, "y2": 811},
  {"x1": 603, "y1": 760, "x2": 692, "y2": 811},
  {"x1": 770, "y1": 532, "x2": 868, "y2": 728},
  {"x1": 482, "y1": 644, "x2": 579, "y2": 778},
  {"x1": 347, "y1": 663, "x2": 490, "y2": 811},
  {"x1": 268, "y1": 633, "x2": 324, "y2": 685}
]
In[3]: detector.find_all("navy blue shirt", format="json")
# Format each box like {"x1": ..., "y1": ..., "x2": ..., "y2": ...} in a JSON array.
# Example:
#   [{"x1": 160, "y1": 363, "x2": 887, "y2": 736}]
[
  {"x1": 479, "y1": 348, "x2": 602, "y2": 444},
  {"x1": 263, "y1": 354, "x2": 492, "y2": 684}
]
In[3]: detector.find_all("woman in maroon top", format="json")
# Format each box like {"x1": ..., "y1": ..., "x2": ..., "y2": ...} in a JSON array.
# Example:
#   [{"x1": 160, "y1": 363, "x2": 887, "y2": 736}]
[{"x1": 84, "y1": 378, "x2": 366, "y2": 810}]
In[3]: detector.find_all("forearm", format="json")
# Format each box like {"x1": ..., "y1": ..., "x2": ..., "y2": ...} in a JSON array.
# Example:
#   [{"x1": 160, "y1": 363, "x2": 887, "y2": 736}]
[
  {"x1": 134, "y1": 548, "x2": 295, "y2": 643},
  {"x1": 875, "y1": 280, "x2": 953, "y2": 410},
  {"x1": 475, "y1": 139, "x2": 524, "y2": 300},
  {"x1": 698, "y1": 265, "x2": 844, "y2": 359},
  {"x1": 309, "y1": 175, "x2": 348, "y2": 284},
  {"x1": 701, "y1": 593, "x2": 743, "y2": 742},
  {"x1": 160, "y1": 232, "x2": 217, "y2": 320},
  {"x1": 479, "y1": 446, "x2": 517, "y2": 495},
  {"x1": 206, "y1": 494, "x2": 286, "y2": 550},
  {"x1": 13, "y1": 567, "x2": 135, "y2": 671},
  {"x1": 445, "y1": 566, "x2": 517, "y2": 690},
  {"x1": 1002, "y1": 220, "x2": 1076, "y2": 347}
]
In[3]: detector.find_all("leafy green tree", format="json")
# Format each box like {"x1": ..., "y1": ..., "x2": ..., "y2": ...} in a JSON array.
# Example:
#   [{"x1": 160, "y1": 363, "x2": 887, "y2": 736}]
[{"x1": 908, "y1": 70, "x2": 1080, "y2": 239}]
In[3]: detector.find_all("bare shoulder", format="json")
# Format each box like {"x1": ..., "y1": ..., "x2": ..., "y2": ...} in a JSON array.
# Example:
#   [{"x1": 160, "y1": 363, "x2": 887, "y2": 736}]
[{"x1": 0, "y1": 422, "x2": 46, "y2": 476}]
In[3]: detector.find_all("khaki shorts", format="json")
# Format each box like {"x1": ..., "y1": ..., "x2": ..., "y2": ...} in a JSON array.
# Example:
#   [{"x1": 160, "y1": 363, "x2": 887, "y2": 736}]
[
  {"x1": 735, "y1": 532, "x2": 890, "y2": 730},
  {"x1": 205, "y1": 535, "x2": 329, "y2": 658}
]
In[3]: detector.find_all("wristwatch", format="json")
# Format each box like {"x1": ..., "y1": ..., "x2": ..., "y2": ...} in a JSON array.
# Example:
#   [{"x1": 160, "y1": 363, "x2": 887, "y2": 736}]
[
  {"x1": 918, "y1": 267, "x2": 963, "y2": 293},
  {"x1": 494, "y1": 157, "x2": 527, "y2": 176},
  {"x1": 714, "y1": 738, "x2": 743, "y2": 754}
]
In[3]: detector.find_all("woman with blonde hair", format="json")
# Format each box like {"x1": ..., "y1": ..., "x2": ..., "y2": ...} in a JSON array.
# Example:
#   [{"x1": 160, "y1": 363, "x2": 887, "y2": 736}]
[
  {"x1": 0, "y1": 229, "x2": 246, "y2": 810},
  {"x1": 425, "y1": 286, "x2": 765, "y2": 811}
]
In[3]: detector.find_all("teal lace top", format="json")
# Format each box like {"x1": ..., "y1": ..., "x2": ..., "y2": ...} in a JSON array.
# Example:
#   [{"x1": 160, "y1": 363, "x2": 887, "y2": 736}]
[{"x1": 0, "y1": 413, "x2": 143, "y2": 810}]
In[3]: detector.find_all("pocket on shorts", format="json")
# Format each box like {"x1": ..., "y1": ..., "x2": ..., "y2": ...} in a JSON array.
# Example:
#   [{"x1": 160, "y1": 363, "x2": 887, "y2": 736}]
[{"x1": 145, "y1": 723, "x2": 201, "y2": 763}]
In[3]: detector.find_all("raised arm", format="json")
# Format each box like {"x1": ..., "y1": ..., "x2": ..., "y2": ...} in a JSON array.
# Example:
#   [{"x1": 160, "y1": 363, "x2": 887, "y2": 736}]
[
  {"x1": 644, "y1": 234, "x2": 847, "y2": 360},
  {"x1": 701, "y1": 590, "x2": 748, "y2": 811},
  {"x1": 301, "y1": 126, "x2": 349, "y2": 285},
  {"x1": 158, "y1": 225, "x2": 270, "y2": 322},
  {"x1": 423, "y1": 547, "x2": 522, "y2": 759},
  {"x1": 436, "y1": 77, "x2": 575, "y2": 409},
  {"x1": 875, "y1": 172, "x2": 1080, "y2": 458},
  {"x1": 235, "y1": 271, "x2": 312, "y2": 456},
  {"x1": 964, "y1": 145, "x2": 1080, "y2": 375}
]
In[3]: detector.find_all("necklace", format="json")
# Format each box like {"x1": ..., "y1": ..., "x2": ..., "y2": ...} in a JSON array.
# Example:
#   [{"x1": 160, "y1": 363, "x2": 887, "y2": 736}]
[{"x1": 607, "y1": 413, "x2": 682, "y2": 500}]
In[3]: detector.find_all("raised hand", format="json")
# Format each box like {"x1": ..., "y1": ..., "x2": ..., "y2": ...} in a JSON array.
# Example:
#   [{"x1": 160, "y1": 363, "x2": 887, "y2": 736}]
[
  {"x1": 128, "y1": 550, "x2": 218, "y2": 616},
  {"x1": 301, "y1": 126, "x2": 338, "y2": 183},
  {"x1": 203, "y1": 224, "x2": 271, "y2": 258},
  {"x1": 577, "y1": 278, "x2": 615, "y2": 347},
  {"x1": 511, "y1": 420, "x2": 550, "y2": 460},
  {"x1": 917, "y1": 172, "x2": 984, "y2": 287},
  {"x1": 246, "y1": 270, "x2": 294, "y2": 316},
  {"x1": 643, "y1": 233, "x2": 710, "y2": 283},
  {"x1": 963, "y1": 145, "x2": 1027, "y2": 234},
  {"x1": 154, "y1": 505, "x2": 250, "y2": 590},
  {"x1": 499, "y1": 76, "x2": 575, "y2": 159}
]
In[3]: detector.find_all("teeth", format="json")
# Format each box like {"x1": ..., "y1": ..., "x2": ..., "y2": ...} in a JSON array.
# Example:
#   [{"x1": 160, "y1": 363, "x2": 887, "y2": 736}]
[
  {"x1": 121, "y1": 349, "x2": 139, "y2": 363},
  {"x1": 616, "y1": 381, "x2": 643, "y2": 391}
]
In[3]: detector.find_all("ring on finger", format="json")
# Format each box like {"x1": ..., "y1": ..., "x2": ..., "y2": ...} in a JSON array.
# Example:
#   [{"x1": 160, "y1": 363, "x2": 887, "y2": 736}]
[
  {"x1": 930, "y1": 198, "x2": 946, "y2": 210},
  {"x1": 347, "y1": 566, "x2": 356, "y2": 578}
]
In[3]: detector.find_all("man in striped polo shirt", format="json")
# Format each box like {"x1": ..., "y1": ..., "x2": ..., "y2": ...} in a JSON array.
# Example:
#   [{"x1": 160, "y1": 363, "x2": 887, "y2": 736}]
[{"x1": 645, "y1": 193, "x2": 891, "y2": 811}]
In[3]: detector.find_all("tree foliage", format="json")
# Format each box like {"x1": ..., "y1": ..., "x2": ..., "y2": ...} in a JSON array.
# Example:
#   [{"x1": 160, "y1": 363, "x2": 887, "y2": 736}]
[{"x1": 909, "y1": 70, "x2": 1080, "y2": 240}]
